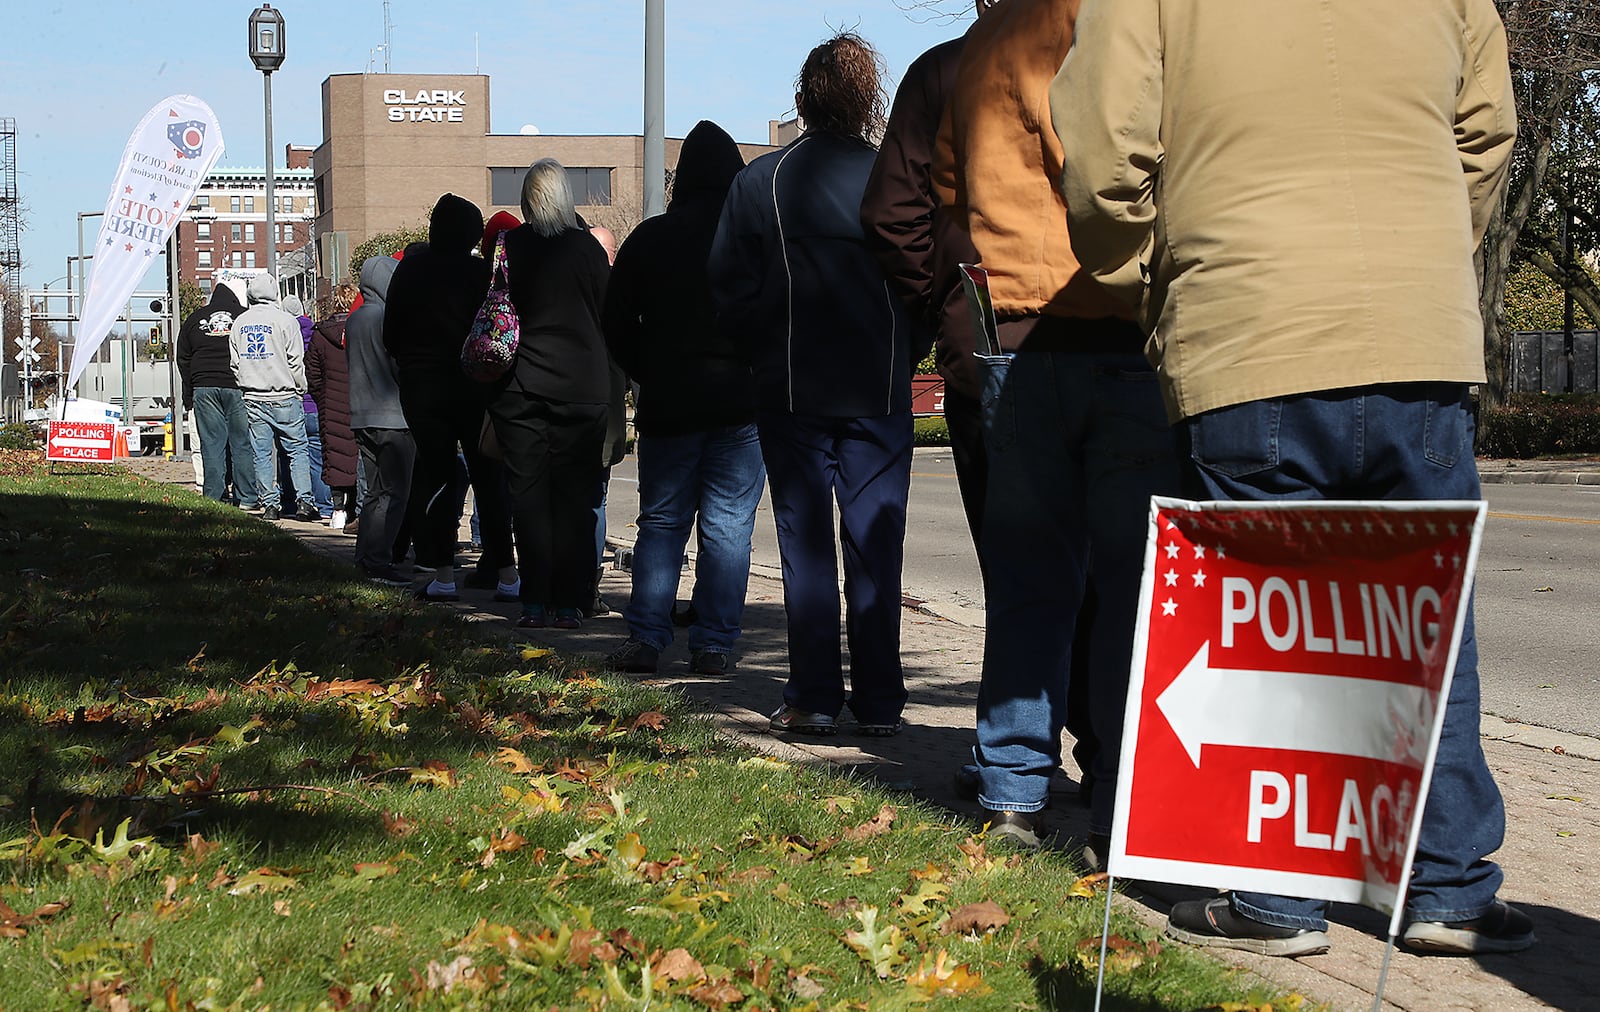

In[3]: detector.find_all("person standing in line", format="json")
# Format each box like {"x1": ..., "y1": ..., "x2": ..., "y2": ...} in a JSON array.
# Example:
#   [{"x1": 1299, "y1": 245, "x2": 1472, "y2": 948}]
[
  {"x1": 306, "y1": 286, "x2": 359, "y2": 527},
  {"x1": 383, "y1": 193, "x2": 518, "y2": 603},
  {"x1": 710, "y1": 33, "x2": 925, "y2": 738},
  {"x1": 1053, "y1": 0, "x2": 1531, "y2": 956},
  {"x1": 229, "y1": 274, "x2": 320, "y2": 523},
  {"x1": 177, "y1": 277, "x2": 257, "y2": 506},
  {"x1": 604, "y1": 120, "x2": 763, "y2": 678},
  {"x1": 282, "y1": 294, "x2": 335, "y2": 519},
  {"x1": 487, "y1": 159, "x2": 613, "y2": 630},
  {"x1": 346, "y1": 256, "x2": 412, "y2": 585},
  {"x1": 930, "y1": 0, "x2": 1182, "y2": 856}
]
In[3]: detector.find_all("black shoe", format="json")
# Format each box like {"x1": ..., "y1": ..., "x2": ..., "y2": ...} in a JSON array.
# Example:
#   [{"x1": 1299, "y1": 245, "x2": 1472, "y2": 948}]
[
  {"x1": 1082, "y1": 832, "x2": 1111, "y2": 873},
  {"x1": 261, "y1": 504, "x2": 282, "y2": 521},
  {"x1": 1401, "y1": 901, "x2": 1535, "y2": 955},
  {"x1": 954, "y1": 765, "x2": 981, "y2": 801},
  {"x1": 983, "y1": 809, "x2": 1044, "y2": 850},
  {"x1": 688, "y1": 649, "x2": 728, "y2": 676},
  {"x1": 606, "y1": 638, "x2": 659, "y2": 674},
  {"x1": 1166, "y1": 897, "x2": 1331, "y2": 957},
  {"x1": 359, "y1": 563, "x2": 411, "y2": 588}
]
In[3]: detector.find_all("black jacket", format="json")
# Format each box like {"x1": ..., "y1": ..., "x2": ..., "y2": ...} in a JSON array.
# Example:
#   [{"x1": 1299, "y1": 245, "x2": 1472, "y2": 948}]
[
  {"x1": 175, "y1": 284, "x2": 246, "y2": 407},
  {"x1": 709, "y1": 132, "x2": 923, "y2": 418},
  {"x1": 603, "y1": 120, "x2": 756, "y2": 436},
  {"x1": 382, "y1": 193, "x2": 490, "y2": 388},
  {"x1": 500, "y1": 223, "x2": 611, "y2": 405},
  {"x1": 860, "y1": 37, "x2": 980, "y2": 400}
]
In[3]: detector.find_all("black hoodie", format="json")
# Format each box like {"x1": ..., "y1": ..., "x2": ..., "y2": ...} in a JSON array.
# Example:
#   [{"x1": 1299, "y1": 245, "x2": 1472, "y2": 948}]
[
  {"x1": 175, "y1": 282, "x2": 247, "y2": 406},
  {"x1": 602, "y1": 120, "x2": 756, "y2": 436},
  {"x1": 381, "y1": 193, "x2": 491, "y2": 383}
]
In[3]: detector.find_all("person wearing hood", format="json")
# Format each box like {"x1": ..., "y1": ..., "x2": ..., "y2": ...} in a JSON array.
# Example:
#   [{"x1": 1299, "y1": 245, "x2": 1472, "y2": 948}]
[
  {"x1": 383, "y1": 192, "x2": 518, "y2": 602},
  {"x1": 177, "y1": 277, "x2": 258, "y2": 505},
  {"x1": 229, "y1": 274, "x2": 320, "y2": 522},
  {"x1": 602, "y1": 120, "x2": 763, "y2": 677},
  {"x1": 306, "y1": 287, "x2": 360, "y2": 526},
  {"x1": 486, "y1": 158, "x2": 612, "y2": 630},
  {"x1": 281, "y1": 294, "x2": 335, "y2": 518},
  {"x1": 348, "y1": 257, "x2": 413, "y2": 585}
]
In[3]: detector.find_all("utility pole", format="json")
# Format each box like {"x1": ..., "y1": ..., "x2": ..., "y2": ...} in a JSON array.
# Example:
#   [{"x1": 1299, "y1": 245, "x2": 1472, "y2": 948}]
[{"x1": 643, "y1": 0, "x2": 666, "y2": 219}]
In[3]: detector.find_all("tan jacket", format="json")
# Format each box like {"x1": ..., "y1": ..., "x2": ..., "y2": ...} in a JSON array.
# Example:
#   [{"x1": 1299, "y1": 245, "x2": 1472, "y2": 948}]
[
  {"x1": 932, "y1": 0, "x2": 1130, "y2": 326},
  {"x1": 1050, "y1": 0, "x2": 1517, "y2": 420}
]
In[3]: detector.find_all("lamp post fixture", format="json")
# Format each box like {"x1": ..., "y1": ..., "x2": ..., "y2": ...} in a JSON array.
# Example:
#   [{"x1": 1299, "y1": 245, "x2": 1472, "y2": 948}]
[{"x1": 249, "y1": 5, "x2": 286, "y2": 281}]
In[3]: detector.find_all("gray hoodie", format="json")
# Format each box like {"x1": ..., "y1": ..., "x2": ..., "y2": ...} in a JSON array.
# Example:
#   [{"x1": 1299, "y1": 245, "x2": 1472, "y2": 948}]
[
  {"x1": 346, "y1": 256, "x2": 406, "y2": 429},
  {"x1": 229, "y1": 274, "x2": 306, "y2": 401}
]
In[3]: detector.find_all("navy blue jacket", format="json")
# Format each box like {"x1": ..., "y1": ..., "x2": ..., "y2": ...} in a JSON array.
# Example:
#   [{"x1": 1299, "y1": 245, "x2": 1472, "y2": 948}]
[{"x1": 709, "y1": 132, "x2": 922, "y2": 418}]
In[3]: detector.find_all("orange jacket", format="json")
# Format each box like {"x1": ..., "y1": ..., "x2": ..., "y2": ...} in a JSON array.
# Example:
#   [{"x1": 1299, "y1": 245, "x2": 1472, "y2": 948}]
[{"x1": 932, "y1": 0, "x2": 1129, "y2": 326}]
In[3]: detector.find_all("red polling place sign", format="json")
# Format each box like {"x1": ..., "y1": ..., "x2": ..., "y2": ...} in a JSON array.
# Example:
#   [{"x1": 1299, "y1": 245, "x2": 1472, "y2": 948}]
[
  {"x1": 1110, "y1": 498, "x2": 1485, "y2": 929},
  {"x1": 46, "y1": 420, "x2": 118, "y2": 463}
]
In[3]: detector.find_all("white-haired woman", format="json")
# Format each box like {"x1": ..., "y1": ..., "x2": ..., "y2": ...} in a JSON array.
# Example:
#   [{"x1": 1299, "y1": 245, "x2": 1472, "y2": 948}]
[{"x1": 487, "y1": 158, "x2": 613, "y2": 629}]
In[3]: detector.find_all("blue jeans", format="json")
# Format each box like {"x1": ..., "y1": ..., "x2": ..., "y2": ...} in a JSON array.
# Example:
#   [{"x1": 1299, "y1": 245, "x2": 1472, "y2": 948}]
[
  {"x1": 625, "y1": 425, "x2": 766, "y2": 654},
  {"x1": 192, "y1": 386, "x2": 258, "y2": 505},
  {"x1": 759, "y1": 411, "x2": 912, "y2": 724},
  {"x1": 245, "y1": 396, "x2": 314, "y2": 511},
  {"x1": 1182, "y1": 382, "x2": 1505, "y2": 931},
  {"x1": 973, "y1": 350, "x2": 1180, "y2": 834}
]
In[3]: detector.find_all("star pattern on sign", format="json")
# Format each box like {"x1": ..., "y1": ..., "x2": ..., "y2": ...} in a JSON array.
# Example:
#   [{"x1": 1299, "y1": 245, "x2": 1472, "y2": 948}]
[
  {"x1": 1161, "y1": 598, "x2": 1178, "y2": 616},
  {"x1": 1164, "y1": 569, "x2": 1179, "y2": 587}
]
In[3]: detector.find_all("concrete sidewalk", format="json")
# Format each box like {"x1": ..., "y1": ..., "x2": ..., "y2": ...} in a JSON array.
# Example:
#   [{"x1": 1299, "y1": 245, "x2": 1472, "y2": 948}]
[{"x1": 128, "y1": 457, "x2": 1600, "y2": 1011}]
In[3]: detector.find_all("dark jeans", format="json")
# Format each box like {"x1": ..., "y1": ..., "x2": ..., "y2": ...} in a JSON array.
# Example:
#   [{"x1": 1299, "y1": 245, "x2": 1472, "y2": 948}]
[
  {"x1": 398, "y1": 380, "x2": 514, "y2": 573},
  {"x1": 355, "y1": 427, "x2": 415, "y2": 572},
  {"x1": 973, "y1": 350, "x2": 1180, "y2": 836},
  {"x1": 488, "y1": 393, "x2": 607, "y2": 610},
  {"x1": 1183, "y1": 382, "x2": 1506, "y2": 931},
  {"x1": 758, "y1": 411, "x2": 912, "y2": 725},
  {"x1": 192, "y1": 386, "x2": 257, "y2": 505},
  {"x1": 624, "y1": 424, "x2": 766, "y2": 653}
]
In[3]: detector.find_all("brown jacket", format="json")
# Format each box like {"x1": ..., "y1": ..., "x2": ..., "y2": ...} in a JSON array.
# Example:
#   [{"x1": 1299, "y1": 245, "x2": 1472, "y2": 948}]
[
  {"x1": 1051, "y1": 0, "x2": 1517, "y2": 420},
  {"x1": 932, "y1": 0, "x2": 1130, "y2": 331}
]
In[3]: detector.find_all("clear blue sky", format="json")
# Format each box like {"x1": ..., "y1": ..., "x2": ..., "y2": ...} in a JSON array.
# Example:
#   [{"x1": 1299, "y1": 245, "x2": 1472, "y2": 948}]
[{"x1": 0, "y1": 1, "x2": 973, "y2": 295}]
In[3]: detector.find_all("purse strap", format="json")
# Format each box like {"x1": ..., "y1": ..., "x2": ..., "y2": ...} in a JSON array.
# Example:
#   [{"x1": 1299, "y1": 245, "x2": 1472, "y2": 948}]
[{"x1": 490, "y1": 231, "x2": 510, "y2": 291}]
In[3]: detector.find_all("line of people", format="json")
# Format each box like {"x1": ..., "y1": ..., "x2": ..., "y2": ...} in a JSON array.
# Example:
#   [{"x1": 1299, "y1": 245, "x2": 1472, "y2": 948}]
[{"x1": 183, "y1": 0, "x2": 1532, "y2": 962}]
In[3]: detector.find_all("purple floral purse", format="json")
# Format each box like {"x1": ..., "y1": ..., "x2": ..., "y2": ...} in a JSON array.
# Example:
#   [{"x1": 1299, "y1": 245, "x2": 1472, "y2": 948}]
[{"x1": 460, "y1": 231, "x2": 519, "y2": 382}]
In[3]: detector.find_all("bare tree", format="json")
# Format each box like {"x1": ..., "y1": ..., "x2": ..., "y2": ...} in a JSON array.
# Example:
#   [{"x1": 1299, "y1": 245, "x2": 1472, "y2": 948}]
[{"x1": 1480, "y1": 0, "x2": 1600, "y2": 404}]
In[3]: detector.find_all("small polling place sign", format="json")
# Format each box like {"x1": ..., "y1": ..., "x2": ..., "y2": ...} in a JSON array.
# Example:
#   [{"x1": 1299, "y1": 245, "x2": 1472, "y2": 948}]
[
  {"x1": 46, "y1": 420, "x2": 119, "y2": 463},
  {"x1": 1110, "y1": 498, "x2": 1485, "y2": 932}
]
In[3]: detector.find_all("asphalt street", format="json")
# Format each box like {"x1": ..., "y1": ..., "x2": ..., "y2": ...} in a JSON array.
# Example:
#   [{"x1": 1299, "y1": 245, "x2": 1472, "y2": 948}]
[{"x1": 606, "y1": 450, "x2": 1600, "y2": 740}]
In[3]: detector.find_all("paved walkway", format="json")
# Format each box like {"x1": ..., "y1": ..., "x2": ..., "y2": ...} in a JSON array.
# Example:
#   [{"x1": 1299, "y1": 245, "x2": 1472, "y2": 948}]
[{"x1": 127, "y1": 457, "x2": 1600, "y2": 1011}]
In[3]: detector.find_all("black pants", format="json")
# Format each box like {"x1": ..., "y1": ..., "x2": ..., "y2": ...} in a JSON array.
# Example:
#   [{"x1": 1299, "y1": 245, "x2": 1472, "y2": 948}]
[
  {"x1": 488, "y1": 391, "x2": 607, "y2": 610},
  {"x1": 355, "y1": 427, "x2": 415, "y2": 571},
  {"x1": 398, "y1": 379, "x2": 515, "y2": 573}
]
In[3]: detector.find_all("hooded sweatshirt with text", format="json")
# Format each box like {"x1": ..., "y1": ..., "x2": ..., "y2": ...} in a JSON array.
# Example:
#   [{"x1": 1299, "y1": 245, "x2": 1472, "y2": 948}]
[{"x1": 229, "y1": 274, "x2": 306, "y2": 401}]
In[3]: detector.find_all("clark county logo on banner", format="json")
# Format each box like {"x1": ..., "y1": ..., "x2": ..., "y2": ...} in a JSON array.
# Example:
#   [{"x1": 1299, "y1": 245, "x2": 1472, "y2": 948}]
[
  {"x1": 68, "y1": 95, "x2": 226, "y2": 389},
  {"x1": 1110, "y1": 497, "x2": 1485, "y2": 936}
]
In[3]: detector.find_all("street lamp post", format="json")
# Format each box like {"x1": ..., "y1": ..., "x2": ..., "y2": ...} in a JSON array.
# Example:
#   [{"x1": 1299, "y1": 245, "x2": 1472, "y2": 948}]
[{"x1": 249, "y1": 5, "x2": 286, "y2": 281}]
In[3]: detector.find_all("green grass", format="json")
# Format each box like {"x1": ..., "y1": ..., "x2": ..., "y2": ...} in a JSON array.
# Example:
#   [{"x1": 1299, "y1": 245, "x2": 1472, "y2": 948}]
[{"x1": 0, "y1": 451, "x2": 1292, "y2": 1010}]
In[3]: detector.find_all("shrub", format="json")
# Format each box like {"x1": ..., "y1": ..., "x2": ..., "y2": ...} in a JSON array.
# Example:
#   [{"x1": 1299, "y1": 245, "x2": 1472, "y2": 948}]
[
  {"x1": 0, "y1": 423, "x2": 38, "y2": 451},
  {"x1": 1477, "y1": 393, "x2": 1600, "y2": 457},
  {"x1": 913, "y1": 416, "x2": 950, "y2": 446}
]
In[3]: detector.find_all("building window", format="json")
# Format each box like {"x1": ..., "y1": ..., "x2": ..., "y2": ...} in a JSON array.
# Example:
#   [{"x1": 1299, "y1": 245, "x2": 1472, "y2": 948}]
[
  {"x1": 230, "y1": 196, "x2": 240, "y2": 213},
  {"x1": 231, "y1": 223, "x2": 242, "y2": 242},
  {"x1": 198, "y1": 250, "x2": 211, "y2": 267},
  {"x1": 197, "y1": 221, "x2": 210, "y2": 239},
  {"x1": 245, "y1": 224, "x2": 256, "y2": 243},
  {"x1": 246, "y1": 251, "x2": 257, "y2": 268},
  {"x1": 244, "y1": 196, "x2": 255, "y2": 213},
  {"x1": 569, "y1": 167, "x2": 613, "y2": 206}
]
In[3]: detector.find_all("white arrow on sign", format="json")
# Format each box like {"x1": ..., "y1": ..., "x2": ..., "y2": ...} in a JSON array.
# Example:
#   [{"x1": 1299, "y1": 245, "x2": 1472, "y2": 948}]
[
  {"x1": 49, "y1": 435, "x2": 110, "y2": 450},
  {"x1": 1155, "y1": 641, "x2": 1432, "y2": 768}
]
